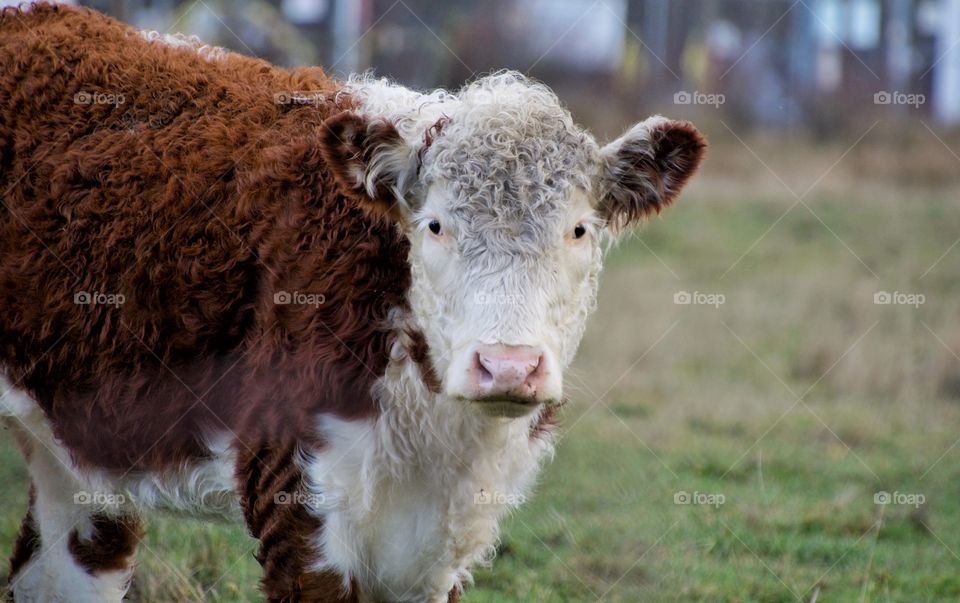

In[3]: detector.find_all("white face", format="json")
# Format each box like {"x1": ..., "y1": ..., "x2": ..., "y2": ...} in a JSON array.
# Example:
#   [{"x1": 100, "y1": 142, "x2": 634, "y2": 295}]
[
  {"x1": 407, "y1": 185, "x2": 601, "y2": 416},
  {"x1": 320, "y1": 72, "x2": 706, "y2": 418}
]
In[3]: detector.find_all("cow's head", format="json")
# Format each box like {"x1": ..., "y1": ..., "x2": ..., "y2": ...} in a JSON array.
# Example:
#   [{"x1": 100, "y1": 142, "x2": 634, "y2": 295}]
[{"x1": 321, "y1": 72, "x2": 704, "y2": 418}]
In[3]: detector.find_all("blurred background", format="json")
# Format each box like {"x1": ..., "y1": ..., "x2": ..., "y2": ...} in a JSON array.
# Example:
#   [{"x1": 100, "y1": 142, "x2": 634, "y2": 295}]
[
  {"x1": 33, "y1": 0, "x2": 960, "y2": 133},
  {"x1": 2, "y1": 1, "x2": 960, "y2": 601}
]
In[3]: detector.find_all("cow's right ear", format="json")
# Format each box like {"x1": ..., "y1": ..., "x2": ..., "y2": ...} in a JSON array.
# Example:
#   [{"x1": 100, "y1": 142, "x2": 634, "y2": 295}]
[
  {"x1": 319, "y1": 112, "x2": 418, "y2": 220},
  {"x1": 598, "y1": 116, "x2": 706, "y2": 231}
]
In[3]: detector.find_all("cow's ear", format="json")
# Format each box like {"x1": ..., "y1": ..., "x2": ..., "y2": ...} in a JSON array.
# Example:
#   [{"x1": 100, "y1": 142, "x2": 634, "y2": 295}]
[
  {"x1": 319, "y1": 112, "x2": 418, "y2": 220},
  {"x1": 598, "y1": 116, "x2": 706, "y2": 231}
]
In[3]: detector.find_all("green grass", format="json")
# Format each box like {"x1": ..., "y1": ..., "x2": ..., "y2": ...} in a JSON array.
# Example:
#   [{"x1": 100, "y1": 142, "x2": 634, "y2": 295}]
[
  {"x1": 471, "y1": 406, "x2": 960, "y2": 602},
  {"x1": 3, "y1": 138, "x2": 960, "y2": 601}
]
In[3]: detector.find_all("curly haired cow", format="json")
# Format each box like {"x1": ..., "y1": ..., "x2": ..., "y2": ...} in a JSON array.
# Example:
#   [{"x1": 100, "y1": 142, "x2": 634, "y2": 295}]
[{"x1": 0, "y1": 3, "x2": 705, "y2": 602}]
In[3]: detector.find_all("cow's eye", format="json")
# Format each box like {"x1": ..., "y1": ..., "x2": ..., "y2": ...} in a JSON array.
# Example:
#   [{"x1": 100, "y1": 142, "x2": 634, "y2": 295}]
[
  {"x1": 428, "y1": 219, "x2": 442, "y2": 235},
  {"x1": 573, "y1": 223, "x2": 587, "y2": 239}
]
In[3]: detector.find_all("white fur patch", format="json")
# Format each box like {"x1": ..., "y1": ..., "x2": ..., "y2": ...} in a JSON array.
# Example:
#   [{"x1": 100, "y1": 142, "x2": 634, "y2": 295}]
[
  {"x1": 304, "y1": 341, "x2": 554, "y2": 602},
  {"x1": 118, "y1": 433, "x2": 241, "y2": 521},
  {"x1": 139, "y1": 29, "x2": 228, "y2": 62}
]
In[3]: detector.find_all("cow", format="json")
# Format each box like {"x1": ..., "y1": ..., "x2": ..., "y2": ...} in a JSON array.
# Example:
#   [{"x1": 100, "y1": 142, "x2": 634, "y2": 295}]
[{"x1": 0, "y1": 3, "x2": 705, "y2": 602}]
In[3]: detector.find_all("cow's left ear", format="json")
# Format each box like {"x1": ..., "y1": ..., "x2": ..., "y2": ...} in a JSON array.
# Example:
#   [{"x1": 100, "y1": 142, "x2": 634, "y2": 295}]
[
  {"x1": 319, "y1": 111, "x2": 419, "y2": 220},
  {"x1": 598, "y1": 116, "x2": 706, "y2": 230}
]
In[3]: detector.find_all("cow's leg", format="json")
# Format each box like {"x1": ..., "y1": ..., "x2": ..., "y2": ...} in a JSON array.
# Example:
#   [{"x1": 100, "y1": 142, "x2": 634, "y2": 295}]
[
  {"x1": 8, "y1": 428, "x2": 142, "y2": 603},
  {"x1": 235, "y1": 443, "x2": 358, "y2": 603},
  {"x1": 7, "y1": 488, "x2": 43, "y2": 601}
]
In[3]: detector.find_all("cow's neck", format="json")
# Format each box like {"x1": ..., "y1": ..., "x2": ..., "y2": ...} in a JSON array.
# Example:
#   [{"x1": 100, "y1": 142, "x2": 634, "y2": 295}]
[{"x1": 303, "y1": 333, "x2": 555, "y2": 601}]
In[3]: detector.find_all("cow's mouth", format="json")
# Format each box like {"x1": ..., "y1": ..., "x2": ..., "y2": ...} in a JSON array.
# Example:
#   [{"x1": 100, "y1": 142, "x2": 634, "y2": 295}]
[{"x1": 469, "y1": 394, "x2": 542, "y2": 418}]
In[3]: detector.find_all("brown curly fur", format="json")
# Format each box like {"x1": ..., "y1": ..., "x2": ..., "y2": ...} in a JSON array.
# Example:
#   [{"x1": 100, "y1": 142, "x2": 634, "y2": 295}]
[
  {"x1": 0, "y1": 5, "x2": 562, "y2": 600},
  {"x1": 0, "y1": 3, "x2": 420, "y2": 600}
]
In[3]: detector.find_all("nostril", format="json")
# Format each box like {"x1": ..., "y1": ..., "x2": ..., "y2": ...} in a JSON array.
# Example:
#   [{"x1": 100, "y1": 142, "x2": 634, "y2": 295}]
[
  {"x1": 525, "y1": 355, "x2": 545, "y2": 388},
  {"x1": 476, "y1": 353, "x2": 494, "y2": 386}
]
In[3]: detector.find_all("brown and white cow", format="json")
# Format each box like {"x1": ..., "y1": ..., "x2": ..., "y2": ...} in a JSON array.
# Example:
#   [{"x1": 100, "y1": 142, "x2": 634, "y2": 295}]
[{"x1": 0, "y1": 4, "x2": 705, "y2": 602}]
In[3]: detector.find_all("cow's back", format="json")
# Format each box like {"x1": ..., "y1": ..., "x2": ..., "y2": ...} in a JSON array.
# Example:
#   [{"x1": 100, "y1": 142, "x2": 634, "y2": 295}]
[{"x1": 0, "y1": 4, "x2": 409, "y2": 471}]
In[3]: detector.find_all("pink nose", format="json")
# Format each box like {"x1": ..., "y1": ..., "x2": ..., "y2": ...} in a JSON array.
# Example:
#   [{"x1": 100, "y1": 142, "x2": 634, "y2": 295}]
[{"x1": 470, "y1": 344, "x2": 546, "y2": 401}]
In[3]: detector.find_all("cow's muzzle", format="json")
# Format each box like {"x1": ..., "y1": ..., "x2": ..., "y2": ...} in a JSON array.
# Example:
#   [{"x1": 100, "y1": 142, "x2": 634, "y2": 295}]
[{"x1": 463, "y1": 344, "x2": 547, "y2": 416}]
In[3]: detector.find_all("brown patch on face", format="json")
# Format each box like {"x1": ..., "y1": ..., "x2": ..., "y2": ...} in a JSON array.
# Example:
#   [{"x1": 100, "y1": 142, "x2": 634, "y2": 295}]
[
  {"x1": 68, "y1": 513, "x2": 143, "y2": 574},
  {"x1": 418, "y1": 116, "x2": 450, "y2": 176},
  {"x1": 8, "y1": 489, "x2": 39, "y2": 581},
  {"x1": 530, "y1": 402, "x2": 560, "y2": 441},
  {"x1": 406, "y1": 329, "x2": 442, "y2": 394}
]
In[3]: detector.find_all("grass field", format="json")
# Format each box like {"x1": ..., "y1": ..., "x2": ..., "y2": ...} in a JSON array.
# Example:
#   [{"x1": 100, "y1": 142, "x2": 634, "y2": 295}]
[{"x1": 2, "y1": 131, "x2": 959, "y2": 601}]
